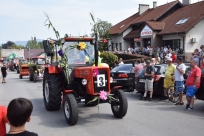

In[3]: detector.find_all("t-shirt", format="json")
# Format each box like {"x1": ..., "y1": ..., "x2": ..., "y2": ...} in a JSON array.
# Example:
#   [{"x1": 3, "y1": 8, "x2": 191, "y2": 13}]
[
  {"x1": 186, "y1": 66, "x2": 201, "y2": 88},
  {"x1": 134, "y1": 64, "x2": 143, "y2": 77},
  {"x1": 145, "y1": 66, "x2": 154, "y2": 80},
  {"x1": 4, "y1": 131, "x2": 38, "y2": 136},
  {"x1": 174, "y1": 63, "x2": 186, "y2": 81},
  {"x1": 119, "y1": 62, "x2": 124, "y2": 65},
  {"x1": 165, "y1": 64, "x2": 176, "y2": 80},
  {"x1": 0, "y1": 106, "x2": 7, "y2": 136},
  {"x1": 166, "y1": 53, "x2": 172, "y2": 58},
  {"x1": 171, "y1": 54, "x2": 177, "y2": 63},
  {"x1": 1, "y1": 66, "x2": 7, "y2": 74}
]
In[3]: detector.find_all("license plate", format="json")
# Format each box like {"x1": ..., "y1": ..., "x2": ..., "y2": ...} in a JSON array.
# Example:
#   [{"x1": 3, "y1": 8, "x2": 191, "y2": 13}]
[{"x1": 139, "y1": 79, "x2": 145, "y2": 82}]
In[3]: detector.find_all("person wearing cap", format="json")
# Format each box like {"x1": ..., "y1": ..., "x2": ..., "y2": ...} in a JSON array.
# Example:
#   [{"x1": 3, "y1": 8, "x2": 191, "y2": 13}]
[
  {"x1": 140, "y1": 60, "x2": 155, "y2": 101},
  {"x1": 161, "y1": 58, "x2": 176, "y2": 100},
  {"x1": 185, "y1": 60, "x2": 201, "y2": 110},
  {"x1": 174, "y1": 57, "x2": 186, "y2": 105}
]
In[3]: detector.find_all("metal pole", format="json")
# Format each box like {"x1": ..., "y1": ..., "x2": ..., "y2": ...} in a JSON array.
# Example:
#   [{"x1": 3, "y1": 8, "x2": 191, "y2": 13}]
[
  {"x1": 94, "y1": 33, "x2": 98, "y2": 66},
  {"x1": 29, "y1": 48, "x2": 30, "y2": 63}
]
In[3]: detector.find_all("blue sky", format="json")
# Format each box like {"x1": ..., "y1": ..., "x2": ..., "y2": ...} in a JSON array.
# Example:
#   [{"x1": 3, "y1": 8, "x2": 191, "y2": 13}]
[{"x1": 0, "y1": 0, "x2": 199, "y2": 43}]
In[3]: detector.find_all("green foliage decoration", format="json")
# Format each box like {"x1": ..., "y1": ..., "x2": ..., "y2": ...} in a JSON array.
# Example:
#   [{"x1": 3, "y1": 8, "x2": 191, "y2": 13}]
[{"x1": 100, "y1": 52, "x2": 118, "y2": 68}]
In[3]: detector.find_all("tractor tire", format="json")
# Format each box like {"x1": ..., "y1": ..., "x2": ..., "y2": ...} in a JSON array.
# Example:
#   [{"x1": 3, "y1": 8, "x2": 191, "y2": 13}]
[
  {"x1": 111, "y1": 89, "x2": 128, "y2": 118},
  {"x1": 43, "y1": 74, "x2": 62, "y2": 111},
  {"x1": 29, "y1": 68, "x2": 34, "y2": 81},
  {"x1": 17, "y1": 66, "x2": 20, "y2": 74},
  {"x1": 33, "y1": 73, "x2": 37, "y2": 82},
  {"x1": 63, "y1": 94, "x2": 78, "y2": 125}
]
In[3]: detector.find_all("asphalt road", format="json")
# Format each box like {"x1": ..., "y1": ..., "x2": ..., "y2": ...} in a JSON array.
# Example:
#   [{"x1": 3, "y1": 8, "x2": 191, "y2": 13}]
[{"x1": 1, "y1": 71, "x2": 204, "y2": 136}]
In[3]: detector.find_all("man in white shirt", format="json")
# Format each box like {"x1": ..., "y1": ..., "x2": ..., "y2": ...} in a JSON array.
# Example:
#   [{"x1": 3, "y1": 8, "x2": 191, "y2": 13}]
[
  {"x1": 163, "y1": 46, "x2": 168, "y2": 53},
  {"x1": 166, "y1": 51, "x2": 172, "y2": 58},
  {"x1": 174, "y1": 57, "x2": 186, "y2": 105},
  {"x1": 119, "y1": 58, "x2": 124, "y2": 65}
]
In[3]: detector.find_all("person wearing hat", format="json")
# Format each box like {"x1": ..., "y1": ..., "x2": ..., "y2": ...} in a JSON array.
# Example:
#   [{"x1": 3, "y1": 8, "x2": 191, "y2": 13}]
[
  {"x1": 174, "y1": 57, "x2": 186, "y2": 105},
  {"x1": 140, "y1": 60, "x2": 155, "y2": 101},
  {"x1": 161, "y1": 58, "x2": 176, "y2": 100},
  {"x1": 1, "y1": 63, "x2": 7, "y2": 83}
]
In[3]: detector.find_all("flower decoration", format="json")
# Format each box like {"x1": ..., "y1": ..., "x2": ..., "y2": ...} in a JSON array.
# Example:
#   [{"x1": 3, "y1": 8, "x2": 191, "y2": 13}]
[
  {"x1": 77, "y1": 42, "x2": 86, "y2": 50},
  {"x1": 92, "y1": 68, "x2": 99, "y2": 78},
  {"x1": 58, "y1": 49, "x2": 63, "y2": 57},
  {"x1": 99, "y1": 90, "x2": 107, "y2": 100}
]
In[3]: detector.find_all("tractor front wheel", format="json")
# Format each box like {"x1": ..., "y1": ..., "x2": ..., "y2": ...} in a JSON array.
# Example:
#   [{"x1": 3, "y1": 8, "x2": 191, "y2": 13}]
[
  {"x1": 29, "y1": 68, "x2": 34, "y2": 81},
  {"x1": 43, "y1": 74, "x2": 62, "y2": 111},
  {"x1": 63, "y1": 94, "x2": 78, "y2": 125},
  {"x1": 111, "y1": 89, "x2": 128, "y2": 118}
]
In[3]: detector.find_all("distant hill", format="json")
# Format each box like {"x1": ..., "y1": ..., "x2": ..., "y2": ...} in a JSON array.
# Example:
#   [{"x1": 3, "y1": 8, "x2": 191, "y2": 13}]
[{"x1": 14, "y1": 39, "x2": 43, "y2": 46}]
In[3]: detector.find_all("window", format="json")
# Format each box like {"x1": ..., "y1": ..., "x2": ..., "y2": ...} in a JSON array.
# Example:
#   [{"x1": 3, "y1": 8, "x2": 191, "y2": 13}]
[
  {"x1": 119, "y1": 43, "x2": 122, "y2": 51},
  {"x1": 115, "y1": 43, "x2": 118, "y2": 50},
  {"x1": 112, "y1": 43, "x2": 114, "y2": 51},
  {"x1": 176, "y1": 18, "x2": 189, "y2": 25}
]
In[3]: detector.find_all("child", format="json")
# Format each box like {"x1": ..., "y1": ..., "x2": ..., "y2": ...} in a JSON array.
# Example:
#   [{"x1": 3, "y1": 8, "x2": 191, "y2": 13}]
[
  {"x1": 5, "y1": 98, "x2": 37, "y2": 136},
  {"x1": 0, "y1": 106, "x2": 7, "y2": 136}
]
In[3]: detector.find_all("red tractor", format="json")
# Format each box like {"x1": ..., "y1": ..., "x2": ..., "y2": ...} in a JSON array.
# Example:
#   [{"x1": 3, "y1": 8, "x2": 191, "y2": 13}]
[{"x1": 42, "y1": 36, "x2": 128, "y2": 125}]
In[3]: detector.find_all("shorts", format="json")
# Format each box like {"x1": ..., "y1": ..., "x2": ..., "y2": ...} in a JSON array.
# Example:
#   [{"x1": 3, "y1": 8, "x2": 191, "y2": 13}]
[
  {"x1": 164, "y1": 79, "x2": 174, "y2": 89},
  {"x1": 145, "y1": 79, "x2": 153, "y2": 91},
  {"x1": 175, "y1": 81, "x2": 184, "y2": 93},
  {"x1": 2, "y1": 73, "x2": 6, "y2": 78},
  {"x1": 186, "y1": 86, "x2": 198, "y2": 98}
]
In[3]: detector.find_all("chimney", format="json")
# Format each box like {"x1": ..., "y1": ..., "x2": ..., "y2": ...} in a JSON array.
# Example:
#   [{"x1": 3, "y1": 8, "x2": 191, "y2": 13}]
[
  {"x1": 139, "y1": 4, "x2": 149, "y2": 15},
  {"x1": 182, "y1": 0, "x2": 191, "y2": 5},
  {"x1": 153, "y1": 1, "x2": 157, "y2": 9}
]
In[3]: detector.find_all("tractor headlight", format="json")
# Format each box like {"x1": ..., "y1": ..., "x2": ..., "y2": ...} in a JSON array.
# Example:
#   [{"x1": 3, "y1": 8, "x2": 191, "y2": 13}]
[
  {"x1": 82, "y1": 79, "x2": 87, "y2": 85},
  {"x1": 110, "y1": 77, "x2": 113, "y2": 83}
]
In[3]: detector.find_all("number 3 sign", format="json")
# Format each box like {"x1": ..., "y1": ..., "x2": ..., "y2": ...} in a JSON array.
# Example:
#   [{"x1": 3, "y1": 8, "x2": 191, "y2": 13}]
[{"x1": 97, "y1": 74, "x2": 105, "y2": 87}]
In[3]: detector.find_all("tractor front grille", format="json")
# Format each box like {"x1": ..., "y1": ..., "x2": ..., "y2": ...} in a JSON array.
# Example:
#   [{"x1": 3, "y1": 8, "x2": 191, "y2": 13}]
[{"x1": 93, "y1": 70, "x2": 108, "y2": 93}]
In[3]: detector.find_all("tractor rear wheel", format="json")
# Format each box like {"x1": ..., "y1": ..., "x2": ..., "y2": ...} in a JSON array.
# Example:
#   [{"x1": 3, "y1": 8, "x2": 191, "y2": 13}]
[
  {"x1": 43, "y1": 74, "x2": 62, "y2": 111},
  {"x1": 29, "y1": 68, "x2": 34, "y2": 81},
  {"x1": 111, "y1": 89, "x2": 128, "y2": 118},
  {"x1": 63, "y1": 94, "x2": 78, "y2": 125}
]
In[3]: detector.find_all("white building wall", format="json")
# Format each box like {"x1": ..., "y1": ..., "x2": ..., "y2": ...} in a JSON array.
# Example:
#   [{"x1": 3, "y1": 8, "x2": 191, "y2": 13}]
[
  {"x1": 185, "y1": 19, "x2": 204, "y2": 53},
  {"x1": 1, "y1": 49, "x2": 24, "y2": 58}
]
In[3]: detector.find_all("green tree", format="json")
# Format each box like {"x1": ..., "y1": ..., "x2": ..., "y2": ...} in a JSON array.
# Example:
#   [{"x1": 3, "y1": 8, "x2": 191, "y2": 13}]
[
  {"x1": 91, "y1": 19, "x2": 112, "y2": 39},
  {"x1": 26, "y1": 40, "x2": 43, "y2": 49},
  {"x1": 100, "y1": 52, "x2": 118, "y2": 68}
]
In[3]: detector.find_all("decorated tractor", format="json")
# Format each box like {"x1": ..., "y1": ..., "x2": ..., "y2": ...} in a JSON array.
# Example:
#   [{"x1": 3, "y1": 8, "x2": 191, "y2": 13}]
[
  {"x1": 16, "y1": 59, "x2": 27, "y2": 74},
  {"x1": 29, "y1": 56, "x2": 46, "y2": 82},
  {"x1": 42, "y1": 36, "x2": 128, "y2": 126},
  {"x1": 8, "y1": 58, "x2": 19, "y2": 71},
  {"x1": 19, "y1": 64, "x2": 29, "y2": 79}
]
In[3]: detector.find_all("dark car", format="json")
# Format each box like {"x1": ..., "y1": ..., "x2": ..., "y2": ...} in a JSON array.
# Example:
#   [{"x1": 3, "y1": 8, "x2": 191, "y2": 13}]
[
  {"x1": 195, "y1": 68, "x2": 204, "y2": 100},
  {"x1": 110, "y1": 64, "x2": 135, "y2": 92},
  {"x1": 135, "y1": 65, "x2": 166, "y2": 95}
]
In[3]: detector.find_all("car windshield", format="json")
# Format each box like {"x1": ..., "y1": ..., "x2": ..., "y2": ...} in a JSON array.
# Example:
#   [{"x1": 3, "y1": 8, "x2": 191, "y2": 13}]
[
  {"x1": 138, "y1": 66, "x2": 160, "y2": 76},
  {"x1": 111, "y1": 65, "x2": 132, "y2": 72},
  {"x1": 63, "y1": 42, "x2": 94, "y2": 64}
]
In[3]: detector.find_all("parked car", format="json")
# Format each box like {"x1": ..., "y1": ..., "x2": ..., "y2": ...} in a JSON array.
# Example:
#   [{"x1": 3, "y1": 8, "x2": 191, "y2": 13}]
[
  {"x1": 135, "y1": 63, "x2": 190, "y2": 95},
  {"x1": 195, "y1": 68, "x2": 204, "y2": 100},
  {"x1": 110, "y1": 64, "x2": 135, "y2": 92},
  {"x1": 135, "y1": 64, "x2": 166, "y2": 95}
]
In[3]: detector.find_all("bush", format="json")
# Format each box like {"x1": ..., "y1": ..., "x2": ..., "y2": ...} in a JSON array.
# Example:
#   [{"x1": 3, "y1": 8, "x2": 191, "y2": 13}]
[{"x1": 100, "y1": 52, "x2": 118, "y2": 68}]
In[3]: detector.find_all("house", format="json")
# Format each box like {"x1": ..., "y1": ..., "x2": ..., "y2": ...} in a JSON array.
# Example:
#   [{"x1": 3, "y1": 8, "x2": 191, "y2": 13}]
[
  {"x1": 24, "y1": 49, "x2": 44, "y2": 60},
  {"x1": 109, "y1": 0, "x2": 204, "y2": 60}
]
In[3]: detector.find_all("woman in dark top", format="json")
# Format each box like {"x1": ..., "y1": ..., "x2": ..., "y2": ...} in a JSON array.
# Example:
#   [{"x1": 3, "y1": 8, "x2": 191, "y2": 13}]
[{"x1": 1, "y1": 63, "x2": 7, "y2": 83}]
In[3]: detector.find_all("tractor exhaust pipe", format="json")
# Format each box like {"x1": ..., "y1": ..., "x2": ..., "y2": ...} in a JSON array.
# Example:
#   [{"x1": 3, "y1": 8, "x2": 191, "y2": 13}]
[{"x1": 94, "y1": 33, "x2": 98, "y2": 66}]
